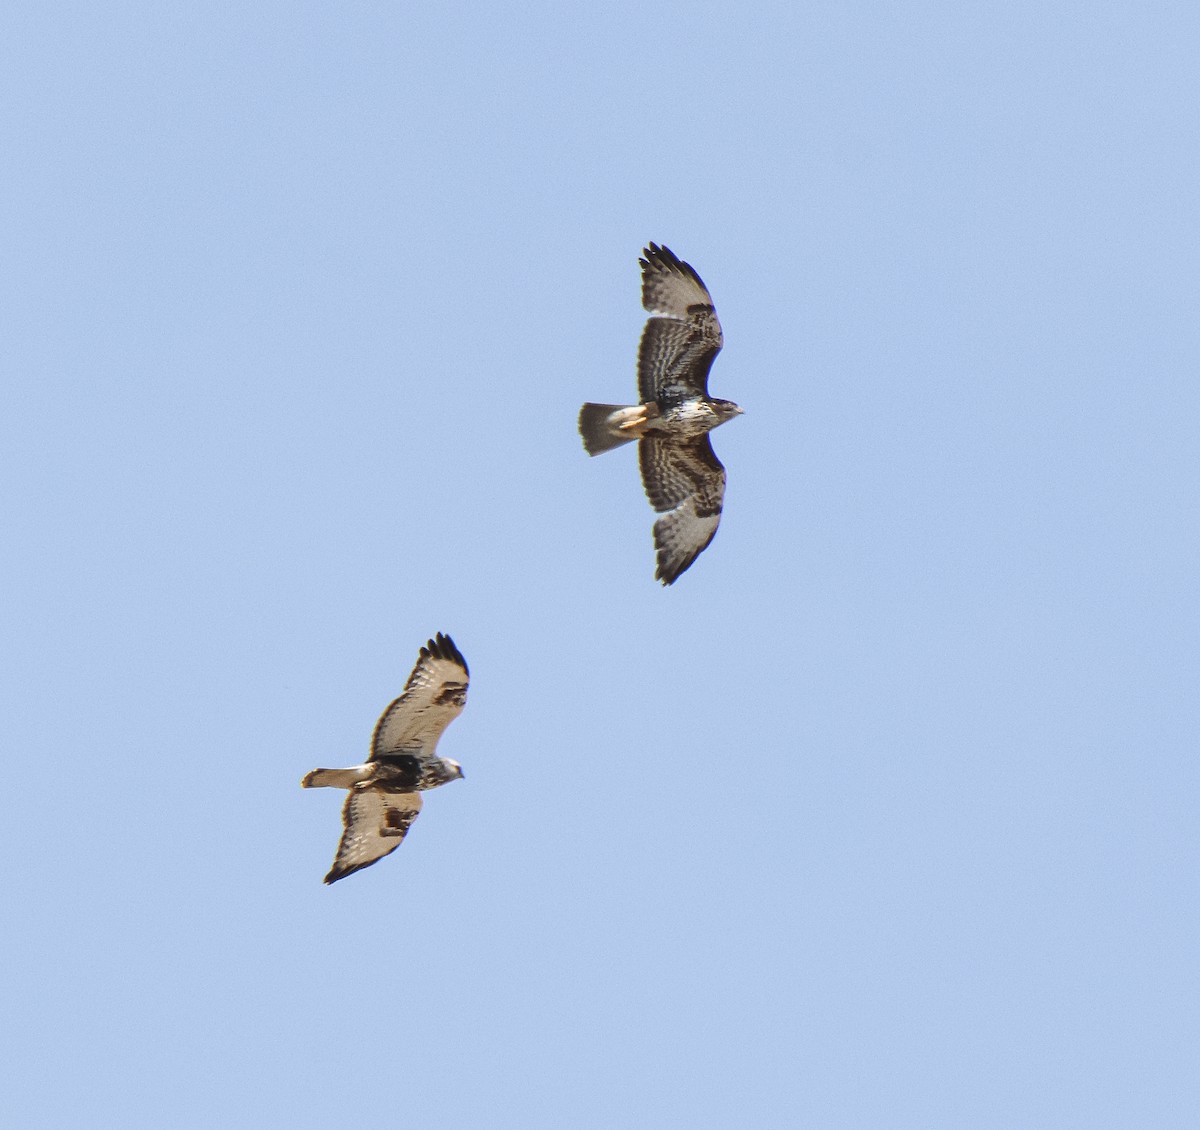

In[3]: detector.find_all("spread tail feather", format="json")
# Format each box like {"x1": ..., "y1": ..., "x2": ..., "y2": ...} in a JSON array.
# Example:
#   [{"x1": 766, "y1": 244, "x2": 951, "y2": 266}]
[{"x1": 578, "y1": 402, "x2": 652, "y2": 455}]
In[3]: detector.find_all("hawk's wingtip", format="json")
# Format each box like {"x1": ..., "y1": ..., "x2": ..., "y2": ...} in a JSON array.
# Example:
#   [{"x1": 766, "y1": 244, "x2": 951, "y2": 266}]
[
  {"x1": 639, "y1": 242, "x2": 706, "y2": 293},
  {"x1": 419, "y1": 631, "x2": 468, "y2": 675}
]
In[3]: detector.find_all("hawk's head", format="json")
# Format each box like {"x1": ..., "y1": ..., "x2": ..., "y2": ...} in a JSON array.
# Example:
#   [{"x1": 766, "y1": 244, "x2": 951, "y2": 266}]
[
  {"x1": 711, "y1": 399, "x2": 744, "y2": 425},
  {"x1": 442, "y1": 758, "x2": 465, "y2": 781}
]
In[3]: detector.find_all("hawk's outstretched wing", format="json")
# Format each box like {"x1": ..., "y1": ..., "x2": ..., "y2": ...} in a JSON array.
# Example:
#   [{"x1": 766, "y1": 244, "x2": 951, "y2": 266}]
[
  {"x1": 325, "y1": 788, "x2": 423, "y2": 885},
  {"x1": 638, "y1": 435, "x2": 727, "y2": 585},
  {"x1": 637, "y1": 243, "x2": 724, "y2": 405},
  {"x1": 370, "y1": 633, "x2": 469, "y2": 760}
]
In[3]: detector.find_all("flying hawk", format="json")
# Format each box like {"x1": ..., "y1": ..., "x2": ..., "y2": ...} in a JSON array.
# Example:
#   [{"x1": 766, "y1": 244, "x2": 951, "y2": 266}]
[
  {"x1": 301, "y1": 632, "x2": 469, "y2": 884},
  {"x1": 578, "y1": 243, "x2": 743, "y2": 584}
]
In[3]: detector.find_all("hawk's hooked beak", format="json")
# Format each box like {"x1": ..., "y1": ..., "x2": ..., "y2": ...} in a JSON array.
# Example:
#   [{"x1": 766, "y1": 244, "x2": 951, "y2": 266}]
[{"x1": 456, "y1": 765, "x2": 466, "y2": 780}]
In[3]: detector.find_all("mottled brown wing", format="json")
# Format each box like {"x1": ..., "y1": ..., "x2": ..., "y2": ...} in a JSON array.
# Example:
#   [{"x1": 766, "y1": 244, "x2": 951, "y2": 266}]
[
  {"x1": 324, "y1": 788, "x2": 423, "y2": 885},
  {"x1": 638, "y1": 435, "x2": 727, "y2": 585},
  {"x1": 637, "y1": 244, "x2": 723, "y2": 404},
  {"x1": 370, "y1": 633, "x2": 469, "y2": 761}
]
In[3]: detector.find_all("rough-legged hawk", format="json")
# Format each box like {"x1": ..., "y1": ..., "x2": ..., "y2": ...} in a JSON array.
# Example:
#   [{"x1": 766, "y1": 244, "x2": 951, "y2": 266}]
[
  {"x1": 301, "y1": 632, "x2": 468, "y2": 884},
  {"x1": 579, "y1": 243, "x2": 743, "y2": 584}
]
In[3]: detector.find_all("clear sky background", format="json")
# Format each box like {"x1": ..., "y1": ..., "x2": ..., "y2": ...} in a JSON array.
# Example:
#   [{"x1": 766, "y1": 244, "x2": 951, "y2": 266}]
[{"x1": 3, "y1": 1, "x2": 1198, "y2": 1126}]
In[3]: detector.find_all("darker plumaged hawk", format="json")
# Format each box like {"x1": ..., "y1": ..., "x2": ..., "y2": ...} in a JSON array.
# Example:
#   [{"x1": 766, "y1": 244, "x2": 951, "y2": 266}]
[
  {"x1": 301, "y1": 633, "x2": 469, "y2": 884},
  {"x1": 579, "y1": 243, "x2": 743, "y2": 584}
]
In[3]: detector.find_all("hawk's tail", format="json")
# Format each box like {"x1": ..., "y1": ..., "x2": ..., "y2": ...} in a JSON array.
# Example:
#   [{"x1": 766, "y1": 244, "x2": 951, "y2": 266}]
[
  {"x1": 301, "y1": 767, "x2": 368, "y2": 789},
  {"x1": 578, "y1": 402, "x2": 645, "y2": 456}
]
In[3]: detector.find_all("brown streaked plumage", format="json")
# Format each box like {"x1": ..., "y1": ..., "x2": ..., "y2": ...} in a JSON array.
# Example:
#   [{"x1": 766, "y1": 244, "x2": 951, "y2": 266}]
[{"x1": 579, "y1": 244, "x2": 742, "y2": 584}]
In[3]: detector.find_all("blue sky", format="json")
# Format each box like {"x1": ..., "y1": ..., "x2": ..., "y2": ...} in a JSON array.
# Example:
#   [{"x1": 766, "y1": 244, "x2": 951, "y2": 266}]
[{"x1": 3, "y1": 1, "x2": 1198, "y2": 1126}]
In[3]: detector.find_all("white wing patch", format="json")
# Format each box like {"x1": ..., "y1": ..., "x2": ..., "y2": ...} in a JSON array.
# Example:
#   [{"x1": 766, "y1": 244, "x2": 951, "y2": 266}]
[
  {"x1": 371, "y1": 633, "x2": 470, "y2": 759},
  {"x1": 325, "y1": 789, "x2": 423, "y2": 885},
  {"x1": 651, "y1": 499, "x2": 722, "y2": 587}
]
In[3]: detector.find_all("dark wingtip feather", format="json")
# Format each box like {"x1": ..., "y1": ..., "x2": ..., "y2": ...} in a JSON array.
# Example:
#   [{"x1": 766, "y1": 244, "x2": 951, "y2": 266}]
[
  {"x1": 424, "y1": 632, "x2": 469, "y2": 676},
  {"x1": 640, "y1": 242, "x2": 706, "y2": 291},
  {"x1": 655, "y1": 556, "x2": 695, "y2": 586},
  {"x1": 654, "y1": 536, "x2": 714, "y2": 586},
  {"x1": 641, "y1": 241, "x2": 669, "y2": 268},
  {"x1": 656, "y1": 560, "x2": 685, "y2": 586},
  {"x1": 324, "y1": 859, "x2": 372, "y2": 884}
]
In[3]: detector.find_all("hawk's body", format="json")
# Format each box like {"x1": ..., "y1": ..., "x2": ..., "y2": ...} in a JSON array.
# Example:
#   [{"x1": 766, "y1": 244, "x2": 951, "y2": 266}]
[
  {"x1": 301, "y1": 633, "x2": 468, "y2": 884},
  {"x1": 579, "y1": 243, "x2": 742, "y2": 584}
]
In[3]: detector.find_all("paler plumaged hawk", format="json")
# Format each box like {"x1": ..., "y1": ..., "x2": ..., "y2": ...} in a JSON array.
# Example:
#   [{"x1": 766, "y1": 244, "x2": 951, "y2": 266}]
[{"x1": 301, "y1": 633, "x2": 469, "y2": 884}]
